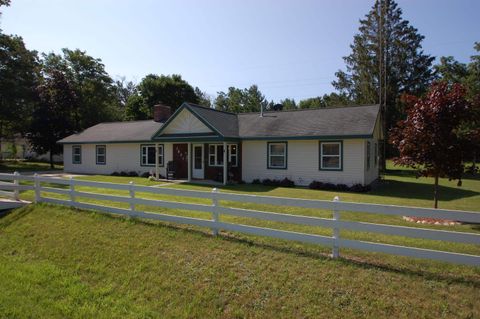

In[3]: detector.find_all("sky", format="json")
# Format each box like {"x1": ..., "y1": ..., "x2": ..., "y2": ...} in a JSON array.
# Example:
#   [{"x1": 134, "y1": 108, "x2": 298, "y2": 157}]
[{"x1": 1, "y1": 0, "x2": 479, "y2": 102}]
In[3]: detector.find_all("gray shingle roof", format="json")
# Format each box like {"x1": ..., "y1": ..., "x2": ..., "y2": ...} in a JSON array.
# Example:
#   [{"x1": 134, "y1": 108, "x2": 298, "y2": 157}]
[
  {"x1": 238, "y1": 104, "x2": 380, "y2": 138},
  {"x1": 186, "y1": 103, "x2": 239, "y2": 137},
  {"x1": 57, "y1": 120, "x2": 163, "y2": 144},
  {"x1": 58, "y1": 104, "x2": 380, "y2": 143}
]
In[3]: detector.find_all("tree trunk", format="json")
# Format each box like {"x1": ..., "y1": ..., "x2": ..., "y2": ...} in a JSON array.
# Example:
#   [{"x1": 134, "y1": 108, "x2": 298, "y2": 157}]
[
  {"x1": 473, "y1": 150, "x2": 477, "y2": 175},
  {"x1": 49, "y1": 151, "x2": 54, "y2": 169},
  {"x1": 433, "y1": 174, "x2": 439, "y2": 209}
]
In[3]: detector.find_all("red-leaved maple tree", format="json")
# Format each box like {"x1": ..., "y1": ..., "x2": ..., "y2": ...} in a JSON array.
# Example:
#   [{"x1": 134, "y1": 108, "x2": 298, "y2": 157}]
[{"x1": 390, "y1": 82, "x2": 472, "y2": 208}]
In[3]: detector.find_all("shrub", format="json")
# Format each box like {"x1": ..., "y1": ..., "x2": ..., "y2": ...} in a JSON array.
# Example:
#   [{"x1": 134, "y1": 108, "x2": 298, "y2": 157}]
[
  {"x1": 111, "y1": 171, "x2": 120, "y2": 176},
  {"x1": 119, "y1": 171, "x2": 128, "y2": 176},
  {"x1": 128, "y1": 171, "x2": 139, "y2": 177},
  {"x1": 238, "y1": 180, "x2": 246, "y2": 184},
  {"x1": 141, "y1": 172, "x2": 151, "y2": 178},
  {"x1": 279, "y1": 178, "x2": 295, "y2": 187},
  {"x1": 252, "y1": 179, "x2": 261, "y2": 184},
  {"x1": 308, "y1": 181, "x2": 371, "y2": 193}
]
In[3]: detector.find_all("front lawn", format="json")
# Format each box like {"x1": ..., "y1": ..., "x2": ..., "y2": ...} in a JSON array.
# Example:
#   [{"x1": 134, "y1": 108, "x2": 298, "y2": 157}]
[
  {"x1": 0, "y1": 160, "x2": 63, "y2": 172},
  {"x1": 0, "y1": 204, "x2": 479, "y2": 318}
]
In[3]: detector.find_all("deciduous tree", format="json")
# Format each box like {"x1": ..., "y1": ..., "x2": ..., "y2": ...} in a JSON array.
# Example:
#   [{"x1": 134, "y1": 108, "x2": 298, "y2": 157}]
[
  {"x1": 390, "y1": 82, "x2": 472, "y2": 208},
  {"x1": 29, "y1": 70, "x2": 79, "y2": 168}
]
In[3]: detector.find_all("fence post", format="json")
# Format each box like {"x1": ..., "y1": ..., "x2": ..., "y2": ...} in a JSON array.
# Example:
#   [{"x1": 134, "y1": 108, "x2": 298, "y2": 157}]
[
  {"x1": 332, "y1": 196, "x2": 340, "y2": 259},
  {"x1": 34, "y1": 173, "x2": 40, "y2": 203},
  {"x1": 129, "y1": 181, "x2": 135, "y2": 211},
  {"x1": 13, "y1": 171, "x2": 20, "y2": 201},
  {"x1": 211, "y1": 188, "x2": 219, "y2": 236},
  {"x1": 69, "y1": 176, "x2": 76, "y2": 206}
]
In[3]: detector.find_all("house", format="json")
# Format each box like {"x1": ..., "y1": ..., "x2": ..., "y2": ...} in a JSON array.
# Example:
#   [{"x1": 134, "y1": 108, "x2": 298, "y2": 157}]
[
  {"x1": 1, "y1": 134, "x2": 63, "y2": 162},
  {"x1": 57, "y1": 102, "x2": 382, "y2": 186}
]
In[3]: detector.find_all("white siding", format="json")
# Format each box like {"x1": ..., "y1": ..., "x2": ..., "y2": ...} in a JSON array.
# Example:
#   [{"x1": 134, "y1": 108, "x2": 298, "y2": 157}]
[
  {"x1": 242, "y1": 139, "x2": 366, "y2": 186},
  {"x1": 364, "y1": 116, "x2": 382, "y2": 184},
  {"x1": 162, "y1": 108, "x2": 212, "y2": 134},
  {"x1": 64, "y1": 143, "x2": 173, "y2": 177}
]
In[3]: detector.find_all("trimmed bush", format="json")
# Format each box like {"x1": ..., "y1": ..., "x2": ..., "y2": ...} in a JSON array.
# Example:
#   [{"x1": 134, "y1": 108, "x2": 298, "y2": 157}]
[
  {"x1": 279, "y1": 178, "x2": 295, "y2": 187},
  {"x1": 308, "y1": 181, "x2": 371, "y2": 193},
  {"x1": 119, "y1": 171, "x2": 128, "y2": 176},
  {"x1": 141, "y1": 172, "x2": 151, "y2": 178},
  {"x1": 252, "y1": 179, "x2": 261, "y2": 185},
  {"x1": 128, "y1": 171, "x2": 139, "y2": 177},
  {"x1": 111, "y1": 172, "x2": 120, "y2": 176}
]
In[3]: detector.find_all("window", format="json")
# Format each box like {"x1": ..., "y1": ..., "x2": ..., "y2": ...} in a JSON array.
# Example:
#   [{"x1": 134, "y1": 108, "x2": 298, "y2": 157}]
[
  {"x1": 158, "y1": 144, "x2": 164, "y2": 166},
  {"x1": 319, "y1": 141, "x2": 342, "y2": 170},
  {"x1": 96, "y1": 145, "x2": 106, "y2": 165},
  {"x1": 141, "y1": 144, "x2": 164, "y2": 166},
  {"x1": 209, "y1": 144, "x2": 224, "y2": 166},
  {"x1": 228, "y1": 144, "x2": 238, "y2": 167},
  {"x1": 72, "y1": 145, "x2": 81, "y2": 164},
  {"x1": 374, "y1": 142, "x2": 378, "y2": 167},
  {"x1": 267, "y1": 142, "x2": 287, "y2": 169},
  {"x1": 366, "y1": 141, "x2": 371, "y2": 170}
]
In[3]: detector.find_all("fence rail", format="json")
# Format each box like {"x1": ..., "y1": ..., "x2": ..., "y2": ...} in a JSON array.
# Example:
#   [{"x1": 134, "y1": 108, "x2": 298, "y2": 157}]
[{"x1": 0, "y1": 172, "x2": 479, "y2": 266}]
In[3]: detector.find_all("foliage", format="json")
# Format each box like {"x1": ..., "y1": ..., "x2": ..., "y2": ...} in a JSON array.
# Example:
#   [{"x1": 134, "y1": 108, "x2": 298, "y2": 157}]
[
  {"x1": 260, "y1": 178, "x2": 295, "y2": 187},
  {"x1": 333, "y1": 0, "x2": 435, "y2": 149},
  {"x1": 194, "y1": 87, "x2": 212, "y2": 108},
  {"x1": 308, "y1": 181, "x2": 371, "y2": 193},
  {"x1": 390, "y1": 82, "x2": 473, "y2": 208},
  {"x1": 125, "y1": 74, "x2": 199, "y2": 120},
  {"x1": 28, "y1": 70, "x2": 79, "y2": 168},
  {"x1": 0, "y1": 33, "x2": 39, "y2": 142},
  {"x1": 42, "y1": 49, "x2": 120, "y2": 129},
  {"x1": 114, "y1": 77, "x2": 137, "y2": 111},
  {"x1": 278, "y1": 98, "x2": 297, "y2": 110},
  {"x1": 214, "y1": 85, "x2": 268, "y2": 113}
]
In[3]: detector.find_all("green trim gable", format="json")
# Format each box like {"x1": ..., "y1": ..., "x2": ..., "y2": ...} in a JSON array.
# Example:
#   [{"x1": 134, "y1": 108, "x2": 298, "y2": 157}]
[{"x1": 151, "y1": 103, "x2": 224, "y2": 139}]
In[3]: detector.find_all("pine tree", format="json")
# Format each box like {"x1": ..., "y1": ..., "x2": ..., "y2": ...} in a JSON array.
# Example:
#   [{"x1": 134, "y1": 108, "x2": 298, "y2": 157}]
[{"x1": 333, "y1": 0, "x2": 435, "y2": 167}]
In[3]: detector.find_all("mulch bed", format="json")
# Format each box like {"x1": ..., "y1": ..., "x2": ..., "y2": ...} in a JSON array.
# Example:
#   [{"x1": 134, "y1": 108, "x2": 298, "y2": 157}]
[{"x1": 402, "y1": 216, "x2": 460, "y2": 225}]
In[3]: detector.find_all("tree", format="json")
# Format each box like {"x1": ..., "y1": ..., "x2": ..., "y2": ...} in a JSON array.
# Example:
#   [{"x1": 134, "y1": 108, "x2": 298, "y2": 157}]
[
  {"x1": 0, "y1": 33, "x2": 39, "y2": 155},
  {"x1": 29, "y1": 70, "x2": 79, "y2": 168},
  {"x1": 42, "y1": 49, "x2": 120, "y2": 129},
  {"x1": 125, "y1": 94, "x2": 149, "y2": 120},
  {"x1": 114, "y1": 77, "x2": 137, "y2": 109},
  {"x1": 390, "y1": 82, "x2": 472, "y2": 208},
  {"x1": 136, "y1": 74, "x2": 198, "y2": 117},
  {"x1": 214, "y1": 85, "x2": 267, "y2": 113},
  {"x1": 194, "y1": 87, "x2": 212, "y2": 108},
  {"x1": 333, "y1": 0, "x2": 435, "y2": 166},
  {"x1": 279, "y1": 98, "x2": 297, "y2": 110},
  {"x1": 435, "y1": 43, "x2": 480, "y2": 172},
  {"x1": 298, "y1": 97, "x2": 324, "y2": 109}
]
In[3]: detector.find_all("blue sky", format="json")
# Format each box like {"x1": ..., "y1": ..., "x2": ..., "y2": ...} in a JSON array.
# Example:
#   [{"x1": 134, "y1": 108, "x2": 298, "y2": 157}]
[{"x1": 1, "y1": 0, "x2": 479, "y2": 102}]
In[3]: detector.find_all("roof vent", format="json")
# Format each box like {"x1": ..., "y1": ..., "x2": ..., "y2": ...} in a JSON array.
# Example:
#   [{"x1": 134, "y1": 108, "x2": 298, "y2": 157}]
[{"x1": 153, "y1": 103, "x2": 171, "y2": 122}]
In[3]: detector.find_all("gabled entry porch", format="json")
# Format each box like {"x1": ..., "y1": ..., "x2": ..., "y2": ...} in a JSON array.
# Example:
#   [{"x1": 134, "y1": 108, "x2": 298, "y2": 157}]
[{"x1": 153, "y1": 141, "x2": 240, "y2": 185}]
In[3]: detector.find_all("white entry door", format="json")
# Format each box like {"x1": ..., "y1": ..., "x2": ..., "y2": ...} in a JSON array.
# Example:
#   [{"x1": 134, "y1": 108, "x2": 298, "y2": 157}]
[{"x1": 192, "y1": 144, "x2": 204, "y2": 179}]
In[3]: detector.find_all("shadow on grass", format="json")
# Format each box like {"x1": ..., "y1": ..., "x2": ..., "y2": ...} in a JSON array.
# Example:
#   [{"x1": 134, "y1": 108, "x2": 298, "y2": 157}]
[
  {"x1": 91, "y1": 209, "x2": 480, "y2": 288},
  {"x1": 0, "y1": 205, "x2": 33, "y2": 229},
  {"x1": 372, "y1": 179, "x2": 479, "y2": 201}
]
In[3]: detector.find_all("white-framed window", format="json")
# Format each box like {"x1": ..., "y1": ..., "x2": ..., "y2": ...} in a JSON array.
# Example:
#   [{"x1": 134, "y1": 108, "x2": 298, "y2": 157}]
[
  {"x1": 158, "y1": 144, "x2": 164, "y2": 166},
  {"x1": 374, "y1": 142, "x2": 378, "y2": 167},
  {"x1": 72, "y1": 145, "x2": 81, "y2": 164},
  {"x1": 267, "y1": 142, "x2": 287, "y2": 169},
  {"x1": 141, "y1": 144, "x2": 164, "y2": 166},
  {"x1": 96, "y1": 145, "x2": 106, "y2": 165},
  {"x1": 208, "y1": 144, "x2": 238, "y2": 167},
  {"x1": 228, "y1": 144, "x2": 238, "y2": 167},
  {"x1": 366, "y1": 141, "x2": 371, "y2": 170},
  {"x1": 319, "y1": 141, "x2": 342, "y2": 170},
  {"x1": 209, "y1": 144, "x2": 224, "y2": 166}
]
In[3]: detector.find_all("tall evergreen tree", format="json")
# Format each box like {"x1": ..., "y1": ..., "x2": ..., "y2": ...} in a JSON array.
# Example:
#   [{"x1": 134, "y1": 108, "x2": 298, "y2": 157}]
[
  {"x1": 214, "y1": 85, "x2": 267, "y2": 113},
  {"x1": 333, "y1": 0, "x2": 435, "y2": 165}
]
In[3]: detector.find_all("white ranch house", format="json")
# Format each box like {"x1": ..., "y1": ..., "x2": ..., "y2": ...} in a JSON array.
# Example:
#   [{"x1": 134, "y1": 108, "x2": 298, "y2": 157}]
[{"x1": 58, "y1": 103, "x2": 382, "y2": 186}]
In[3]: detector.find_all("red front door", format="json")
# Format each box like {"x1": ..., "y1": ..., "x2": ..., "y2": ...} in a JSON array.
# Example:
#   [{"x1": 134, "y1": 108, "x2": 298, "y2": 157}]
[{"x1": 173, "y1": 143, "x2": 188, "y2": 179}]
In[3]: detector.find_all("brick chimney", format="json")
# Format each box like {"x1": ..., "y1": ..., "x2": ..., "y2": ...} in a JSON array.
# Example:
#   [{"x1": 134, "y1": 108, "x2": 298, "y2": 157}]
[{"x1": 153, "y1": 103, "x2": 171, "y2": 122}]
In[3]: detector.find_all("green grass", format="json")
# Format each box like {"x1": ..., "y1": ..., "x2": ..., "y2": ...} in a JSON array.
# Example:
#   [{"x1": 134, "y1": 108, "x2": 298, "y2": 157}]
[
  {"x1": 0, "y1": 204, "x2": 479, "y2": 318},
  {"x1": 0, "y1": 160, "x2": 63, "y2": 172},
  {"x1": 1, "y1": 162, "x2": 479, "y2": 317}
]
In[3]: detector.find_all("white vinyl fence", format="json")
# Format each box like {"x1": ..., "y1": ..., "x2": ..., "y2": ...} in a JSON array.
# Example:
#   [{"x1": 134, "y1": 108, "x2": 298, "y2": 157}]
[{"x1": 1, "y1": 172, "x2": 479, "y2": 266}]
